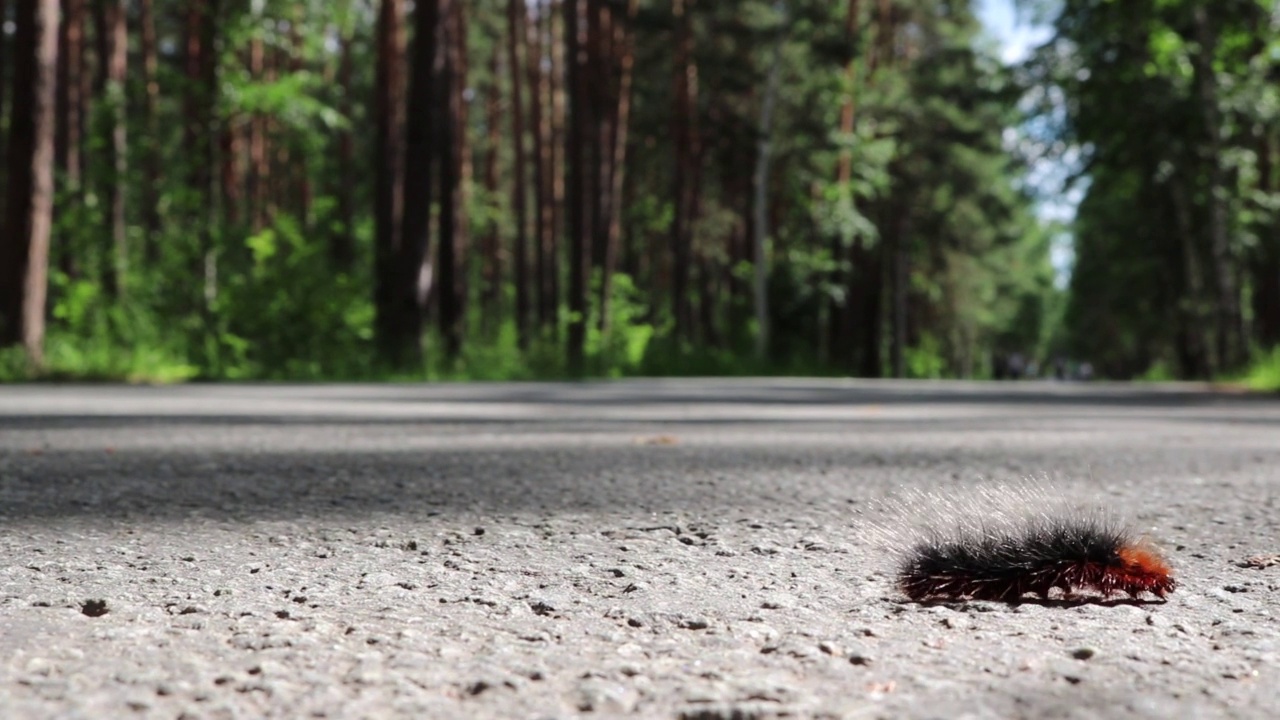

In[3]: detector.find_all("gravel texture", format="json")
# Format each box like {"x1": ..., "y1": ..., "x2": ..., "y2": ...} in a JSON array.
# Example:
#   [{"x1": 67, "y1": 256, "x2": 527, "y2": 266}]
[{"x1": 1, "y1": 379, "x2": 1279, "y2": 719}]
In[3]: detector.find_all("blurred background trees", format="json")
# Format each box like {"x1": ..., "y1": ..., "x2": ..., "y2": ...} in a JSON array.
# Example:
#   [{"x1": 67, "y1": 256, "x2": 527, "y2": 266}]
[
  {"x1": 1022, "y1": 0, "x2": 1280, "y2": 381},
  {"x1": 0, "y1": 0, "x2": 1274, "y2": 382}
]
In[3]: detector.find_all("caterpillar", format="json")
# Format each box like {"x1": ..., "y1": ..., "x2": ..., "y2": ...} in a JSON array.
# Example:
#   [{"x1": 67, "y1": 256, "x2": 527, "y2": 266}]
[
  {"x1": 866, "y1": 482, "x2": 1177, "y2": 603},
  {"x1": 898, "y1": 516, "x2": 1175, "y2": 602}
]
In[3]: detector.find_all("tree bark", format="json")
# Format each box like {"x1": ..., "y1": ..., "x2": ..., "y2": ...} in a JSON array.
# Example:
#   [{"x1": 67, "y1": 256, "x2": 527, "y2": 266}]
[
  {"x1": 1253, "y1": 133, "x2": 1280, "y2": 348},
  {"x1": 436, "y1": 0, "x2": 468, "y2": 359},
  {"x1": 837, "y1": 0, "x2": 861, "y2": 185},
  {"x1": 139, "y1": 0, "x2": 162, "y2": 261},
  {"x1": 565, "y1": 0, "x2": 587, "y2": 373},
  {"x1": 75, "y1": 0, "x2": 93, "y2": 184},
  {"x1": 847, "y1": 0, "x2": 894, "y2": 377},
  {"x1": 508, "y1": 0, "x2": 531, "y2": 348},
  {"x1": 1192, "y1": 6, "x2": 1243, "y2": 370},
  {"x1": 98, "y1": 0, "x2": 128, "y2": 296},
  {"x1": 753, "y1": 8, "x2": 785, "y2": 361},
  {"x1": 697, "y1": 254, "x2": 719, "y2": 346},
  {"x1": 1169, "y1": 175, "x2": 1212, "y2": 377},
  {"x1": 54, "y1": 0, "x2": 85, "y2": 193},
  {"x1": 548, "y1": 1, "x2": 565, "y2": 337},
  {"x1": 267, "y1": 41, "x2": 286, "y2": 224},
  {"x1": 248, "y1": 18, "x2": 268, "y2": 231},
  {"x1": 481, "y1": 45, "x2": 503, "y2": 330},
  {"x1": 670, "y1": 0, "x2": 699, "y2": 343},
  {"x1": 882, "y1": 2, "x2": 907, "y2": 379},
  {"x1": 184, "y1": 0, "x2": 221, "y2": 316},
  {"x1": 587, "y1": 0, "x2": 605, "y2": 329},
  {"x1": 394, "y1": 0, "x2": 439, "y2": 363},
  {"x1": 53, "y1": 0, "x2": 85, "y2": 278},
  {"x1": 373, "y1": 0, "x2": 411, "y2": 365},
  {"x1": 331, "y1": 12, "x2": 356, "y2": 269},
  {"x1": 403, "y1": 0, "x2": 441, "y2": 283},
  {"x1": 289, "y1": 4, "x2": 311, "y2": 225},
  {"x1": 526, "y1": 1, "x2": 551, "y2": 332},
  {"x1": 849, "y1": 240, "x2": 882, "y2": 377},
  {"x1": 828, "y1": 0, "x2": 860, "y2": 368},
  {"x1": 0, "y1": 0, "x2": 59, "y2": 365},
  {"x1": 890, "y1": 207, "x2": 908, "y2": 378},
  {"x1": 597, "y1": 0, "x2": 638, "y2": 333},
  {"x1": 0, "y1": 0, "x2": 8, "y2": 159}
]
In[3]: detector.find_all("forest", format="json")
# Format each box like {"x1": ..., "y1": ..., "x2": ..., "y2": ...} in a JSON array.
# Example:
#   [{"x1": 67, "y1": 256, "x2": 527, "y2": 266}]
[{"x1": 0, "y1": 0, "x2": 1276, "y2": 384}]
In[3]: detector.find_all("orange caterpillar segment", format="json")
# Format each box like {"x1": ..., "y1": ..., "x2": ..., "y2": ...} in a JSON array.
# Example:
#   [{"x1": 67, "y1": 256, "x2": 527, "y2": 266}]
[{"x1": 1110, "y1": 542, "x2": 1176, "y2": 598}]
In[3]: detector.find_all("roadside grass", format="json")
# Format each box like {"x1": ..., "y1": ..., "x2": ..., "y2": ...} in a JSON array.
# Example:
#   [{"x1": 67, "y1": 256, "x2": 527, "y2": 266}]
[{"x1": 1236, "y1": 346, "x2": 1280, "y2": 392}]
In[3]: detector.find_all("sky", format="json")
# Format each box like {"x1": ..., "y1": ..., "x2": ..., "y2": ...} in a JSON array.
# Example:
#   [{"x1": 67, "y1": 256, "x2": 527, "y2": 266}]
[{"x1": 975, "y1": 0, "x2": 1053, "y2": 64}]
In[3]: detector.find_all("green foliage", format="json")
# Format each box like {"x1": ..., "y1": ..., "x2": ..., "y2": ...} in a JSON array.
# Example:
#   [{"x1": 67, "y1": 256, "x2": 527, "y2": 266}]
[
  {"x1": 4, "y1": 0, "x2": 1069, "y2": 384},
  {"x1": 0, "y1": 270, "x2": 200, "y2": 383},
  {"x1": 586, "y1": 274, "x2": 656, "y2": 377},
  {"x1": 905, "y1": 334, "x2": 947, "y2": 380},
  {"x1": 0, "y1": 348, "x2": 35, "y2": 381},
  {"x1": 1237, "y1": 347, "x2": 1280, "y2": 392},
  {"x1": 1137, "y1": 360, "x2": 1178, "y2": 383},
  {"x1": 1032, "y1": 0, "x2": 1280, "y2": 378},
  {"x1": 224, "y1": 72, "x2": 347, "y2": 132},
  {"x1": 216, "y1": 212, "x2": 375, "y2": 379}
]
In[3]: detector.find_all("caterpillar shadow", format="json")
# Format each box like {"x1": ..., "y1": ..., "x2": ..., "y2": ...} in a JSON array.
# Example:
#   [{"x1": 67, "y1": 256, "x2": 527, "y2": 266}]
[{"x1": 888, "y1": 596, "x2": 1171, "y2": 610}]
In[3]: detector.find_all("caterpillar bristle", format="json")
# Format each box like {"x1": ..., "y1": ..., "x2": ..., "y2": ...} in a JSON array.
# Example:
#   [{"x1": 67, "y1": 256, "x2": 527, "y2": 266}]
[{"x1": 896, "y1": 514, "x2": 1176, "y2": 603}]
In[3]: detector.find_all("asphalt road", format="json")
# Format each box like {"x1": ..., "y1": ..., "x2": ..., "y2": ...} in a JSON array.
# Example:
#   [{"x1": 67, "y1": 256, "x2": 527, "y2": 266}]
[{"x1": 2, "y1": 379, "x2": 1279, "y2": 719}]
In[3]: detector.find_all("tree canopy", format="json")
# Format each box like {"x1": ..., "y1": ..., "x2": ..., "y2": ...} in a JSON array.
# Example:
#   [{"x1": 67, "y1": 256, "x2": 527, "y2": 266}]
[
  {"x1": 1023, "y1": 0, "x2": 1280, "y2": 379},
  {"x1": 2, "y1": 0, "x2": 1272, "y2": 383}
]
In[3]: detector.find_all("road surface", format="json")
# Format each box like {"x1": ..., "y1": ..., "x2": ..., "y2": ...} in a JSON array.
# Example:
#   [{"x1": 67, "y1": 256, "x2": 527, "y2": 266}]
[{"x1": 1, "y1": 379, "x2": 1279, "y2": 719}]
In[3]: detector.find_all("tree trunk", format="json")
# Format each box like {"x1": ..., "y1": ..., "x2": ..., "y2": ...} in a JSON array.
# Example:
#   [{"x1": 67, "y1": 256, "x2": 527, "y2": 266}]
[
  {"x1": 753, "y1": 9, "x2": 785, "y2": 361},
  {"x1": 0, "y1": 0, "x2": 59, "y2": 365},
  {"x1": 827, "y1": 0, "x2": 860, "y2": 369},
  {"x1": 0, "y1": 0, "x2": 7, "y2": 160},
  {"x1": 373, "y1": 0, "x2": 411, "y2": 365},
  {"x1": 867, "y1": 241, "x2": 886, "y2": 377},
  {"x1": 139, "y1": 0, "x2": 162, "y2": 261},
  {"x1": 1168, "y1": 176, "x2": 1211, "y2": 377},
  {"x1": 848, "y1": 0, "x2": 895, "y2": 377},
  {"x1": 525, "y1": 2, "x2": 550, "y2": 334},
  {"x1": 52, "y1": 0, "x2": 85, "y2": 279},
  {"x1": 248, "y1": 19, "x2": 268, "y2": 231},
  {"x1": 587, "y1": 0, "x2": 607, "y2": 332},
  {"x1": 436, "y1": 0, "x2": 468, "y2": 359},
  {"x1": 481, "y1": 46, "x2": 503, "y2": 330},
  {"x1": 890, "y1": 207, "x2": 908, "y2": 378},
  {"x1": 220, "y1": 120, "x2": 242, "y2": 229},
  {"x1": 395, "y1": 0, "x2": 439, "y2": 364},
  {"x1": 548, "y1": 1, "x2": 566, "y2": 337},
  {"x1": 289, "y1": 4, "x2": 311, "y2": 226},
  {"x1": 697, "y1": 254, "x2": 719, "y2": 347},
  {"x1": 564, "y1": 0, "x2": 588, "y2": 374},
  {"x1": 331, "y1": 13, "x2": 356, "y2": 269},
  {"x1": 597, "y1": 0, "x2": 638, "y2": 333},
  {"x1": 836, "y1": 0, "x2": 861, "y2": 186},
  {"x1": 1254, "y1": 133, "x2": 1280, "y2": 348},
  {"x1": 670, "y1": 0, "x2": 699, "y2": 343},
  {"x1": 268, "y1": 42, "x2": 287, "y2": 224},
  {"x1": 508, "y1": 0, "x2": 531, "y2": 348},
  {"x1": 1192, "y1": 6, "x2": 1243, "y2": 370},
  {"x1": 99, "y1": 0, "x2": 128, "y2": 296},
  {"x1": 1254, "y1": 245, "x2": 1280, "y2": 349},
  {"x1": 75, "y1": 0, "x2": 93, "y2": 185},
  {"x1": 184, "y1": 0, "x2": 220, "y2": 322},
  {"x1": 54, "y1": 0, "x2": 85, "y2": 193}
]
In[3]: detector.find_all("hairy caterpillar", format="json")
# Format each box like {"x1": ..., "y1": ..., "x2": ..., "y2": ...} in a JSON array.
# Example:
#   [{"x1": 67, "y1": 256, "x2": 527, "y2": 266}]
[
  {"x1": 865, "y1": 481, "x2": 1176, "y2": 603},
  {"x1": 897, "y1": 515, "x2": 1175, "y2": 602}
]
